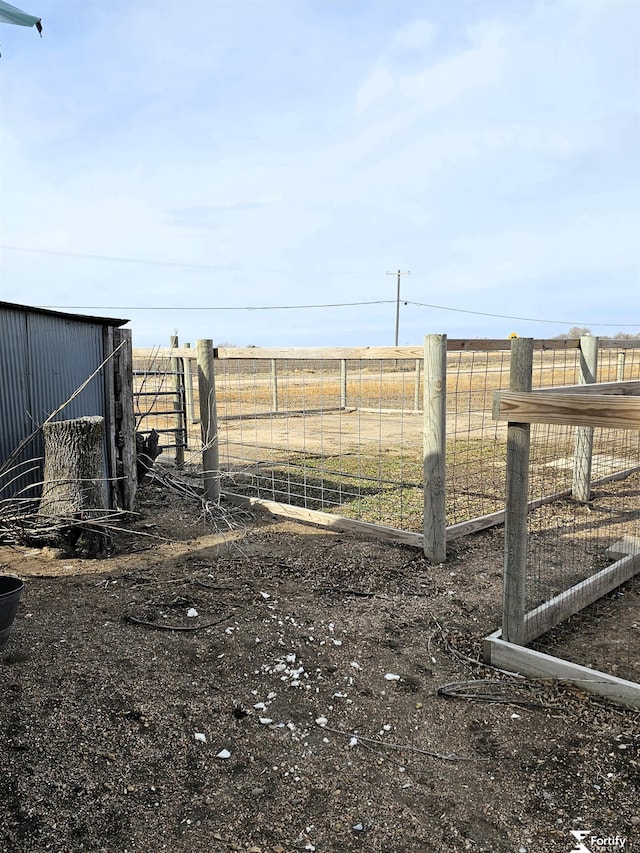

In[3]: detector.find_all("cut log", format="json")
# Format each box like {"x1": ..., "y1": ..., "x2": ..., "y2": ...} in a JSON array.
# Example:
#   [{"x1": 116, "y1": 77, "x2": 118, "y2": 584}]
[{"x1": 38, "y1": 416, "x2": 108, "y2": 556}]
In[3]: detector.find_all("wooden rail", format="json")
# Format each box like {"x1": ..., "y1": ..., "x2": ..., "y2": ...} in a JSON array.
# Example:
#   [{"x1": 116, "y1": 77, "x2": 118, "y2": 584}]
[{"x1": 493, "y1": 389, "x2": 640, "y2": 429}]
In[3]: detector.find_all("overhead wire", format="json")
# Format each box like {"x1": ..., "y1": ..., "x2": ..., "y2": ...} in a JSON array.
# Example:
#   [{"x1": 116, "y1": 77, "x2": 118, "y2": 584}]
[{"x1": 2, "y1": 243, "x2": 638, "y2": 329}]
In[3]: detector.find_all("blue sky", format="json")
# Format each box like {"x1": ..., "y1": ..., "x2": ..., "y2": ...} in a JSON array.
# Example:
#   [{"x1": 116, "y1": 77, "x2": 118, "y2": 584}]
[{"x1": 1, "y1": 0, "x2": 639, "y2": 347}]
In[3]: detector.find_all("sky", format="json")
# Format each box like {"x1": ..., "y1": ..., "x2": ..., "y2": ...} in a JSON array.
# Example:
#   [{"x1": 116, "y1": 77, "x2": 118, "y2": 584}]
[{"x1": 0, "y1": 0, "x2": 639, "y2": 348}]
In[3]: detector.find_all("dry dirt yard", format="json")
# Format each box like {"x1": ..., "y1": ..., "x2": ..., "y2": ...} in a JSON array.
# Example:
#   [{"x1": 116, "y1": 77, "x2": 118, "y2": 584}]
[{"x1": 1, "y1": 479, "x2": 638, "y2": 853}]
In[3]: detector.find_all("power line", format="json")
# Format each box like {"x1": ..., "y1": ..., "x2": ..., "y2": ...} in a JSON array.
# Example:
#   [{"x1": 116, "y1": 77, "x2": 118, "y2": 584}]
[
  {"x1": 403, "y1": 300, "x2": 639, "y2": 328},
  {"x1": 39, "y1": 300, "x2": 397, "y2": 311},
  {"x1": 34, "y1": 299, "x2": 639, "y2": 328}
]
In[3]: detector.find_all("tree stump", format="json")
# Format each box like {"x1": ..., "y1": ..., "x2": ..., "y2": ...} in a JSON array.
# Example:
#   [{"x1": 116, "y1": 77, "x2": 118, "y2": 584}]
[
  {"x1": 38, "y1": 416, "x2": 109, "y2": 556},
  {"x1": 136, "y1": 429, "x2": 163, "y2": 483}
]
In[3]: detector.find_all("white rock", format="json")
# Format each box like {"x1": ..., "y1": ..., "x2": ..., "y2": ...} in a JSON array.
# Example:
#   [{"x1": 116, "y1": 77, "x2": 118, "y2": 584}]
[
  {"x1": 216, "y1": 748, "x2": 231, "y2": 759},
  {"x1": 383, "y1": 724, "x2": 392, "y2": 731},
  {"x1": 353, "y1": 823, "x2": 364, "y2": 831},
  {"x1": 384, "y1": 673, "x2": 401, "y2": 681},
  {"x1": 186, "y1": 608, "x2": 198, "y2": 618},
  {"x1": 350, "y1": 661, "x2": 362, "y2": 671},
  {"x1": 259, "y1": 717, "x2": 273, "y2": 725},
  {"x1": 260, "y1": 591, "x2": 270, "y2": 599},
  {"x1": 253, "y1": 702, "x2": 267, "y2": 710},
  {"x1": 349, "y1": 737, "x2": 359, "y2": 748},
  {"x1": 194, "y1": 732, "x2": 207, "y2": 743},
  {"x1": 315, "y1": 716, "x2": 328, "y2": 727}
]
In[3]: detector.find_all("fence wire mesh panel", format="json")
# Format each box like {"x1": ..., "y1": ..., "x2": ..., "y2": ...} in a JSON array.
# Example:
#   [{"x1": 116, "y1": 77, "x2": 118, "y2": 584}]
[
  {"x1": 214, "y1": 356, "x2": 424, "y2": 530},
  {"x1": 132, "y1": 339, "x2": 640, "y2": 542},
  {"x1": 445, "y1": 347, "x2": 517, "y2": 526}
]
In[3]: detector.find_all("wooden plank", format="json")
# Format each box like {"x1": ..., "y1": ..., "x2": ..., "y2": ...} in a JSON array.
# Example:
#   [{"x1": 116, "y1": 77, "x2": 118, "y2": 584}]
[
  {"x1": 502, "y1": 337, "x2": 533, "y2": 645},
  {"x1": 217, "y1": 346, "x2": 427, "y2": 360},
  {"x1": 572, "y1": 335, "x2": 598, "y2": 502},
  {"x1": 133, "y1": 338, "x2": 591, "y2": 362},
  {"x1": 114, "y1": 328, "x2": 137, "y2": 511},
  {"x1": 493, "y1": 391, "x2": 640, "y2": 429},
  {"x1": 222, "y1": 491, "x2": 424, "y2": 548},
  {"x1": 423, "y1": 334, "x2": 447, "y2": 563},
  {"x1": 531, "y1": 380, "x2": 640, "y2": 396},
  {"x1": 599, "y1": 338, "x2": 640, "y2": 350},
  {"x1": 483, "y1": 632, "x2": 640, "y2": 708},
  {"x1": 522, "y1": 552, "x2": 640, "y2": 643},
  {"x1": 102, "y1": 325, "x2": 117, "y2": 510}
]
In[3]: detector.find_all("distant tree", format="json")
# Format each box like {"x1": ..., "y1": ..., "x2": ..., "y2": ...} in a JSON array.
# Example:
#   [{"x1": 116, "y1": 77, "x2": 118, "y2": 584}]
[{"x1": 554, "y1": 326, "x2": 592, "y2": 339}]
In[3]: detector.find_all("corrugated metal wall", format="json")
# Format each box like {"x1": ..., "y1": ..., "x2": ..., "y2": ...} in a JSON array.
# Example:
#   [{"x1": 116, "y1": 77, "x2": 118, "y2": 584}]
[{"x1": 0, "y1": 306, "x2": 108, "y2": 501}]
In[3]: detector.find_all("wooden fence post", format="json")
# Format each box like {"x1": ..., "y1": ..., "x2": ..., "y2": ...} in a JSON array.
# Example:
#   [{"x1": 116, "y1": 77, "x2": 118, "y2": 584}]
[
  {"x1": 502, "y1": 337, "x2": 533, "y2": 645},
  {"x1": 271, "y1": 358, "x2": 279, "y2": 413},
  {"x1": 340, "y1": 359, "x2": 348, "y2": 409},
  {"x1": 617, "y1": 350, "x2": 626, "y2": 382},
  {"x1": 183, "y1": 342, "x2": 196, "y2": 424},
  {"x1": 572, "y1": 335, "x2": 599, "y2": 502},
  {"x1": 423, "y1": 334, "x2": 447, "y2": 563},
  {"x1": 113, "y1": 328, "x2": 137, "y2": 510},
  {"x1": 197, "y1": 339, "x2": 220, "y2": 502},
  {"x1": 170, "y1": 335, "x2": 185, "y2": 468}
]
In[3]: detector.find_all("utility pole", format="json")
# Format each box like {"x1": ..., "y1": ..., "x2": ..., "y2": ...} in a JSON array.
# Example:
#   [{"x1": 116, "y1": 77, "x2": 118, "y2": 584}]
[{"x1": 386, "y1": 269, "x2": 410, "y2": 346}]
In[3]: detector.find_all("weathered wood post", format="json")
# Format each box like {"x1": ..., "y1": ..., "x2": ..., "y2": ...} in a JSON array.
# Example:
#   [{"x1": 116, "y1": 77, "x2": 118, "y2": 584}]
[
  {"x1": 617, "y1": 350, "x2": 626, "y2": 382},
  {"x1": 197, "y1": 339, "x2": 220, "y2": 502},
  {"x1": 572, "y1": 335, "x2": 599, "y2": 502},
  {"x1": 340, "y1": 359, "x2": 348, "y2": 409},
  {"x1": 502, "y1": 337, "x2": 533, "y2": 645},
  {"x1": 170, "y1": 335, "x2": 185, "y2": 468},
  {"x1": 183, "y1": 342, "x2": 196, "y2": 425},
  {"x1": 423, "y1": 334, "x2": 447, "y2": 563},
  {"x1": 113, "y1": 328, "x2": 137, "y2": 510},
  {"x1": 271, "y1": 358, "x2": 279, "y2": 413}
]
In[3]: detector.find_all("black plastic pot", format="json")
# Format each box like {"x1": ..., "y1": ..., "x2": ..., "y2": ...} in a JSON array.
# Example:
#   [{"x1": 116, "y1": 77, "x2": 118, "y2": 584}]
[{"x1": 0, "y1": 576, "x2": 24, "y2": 650}]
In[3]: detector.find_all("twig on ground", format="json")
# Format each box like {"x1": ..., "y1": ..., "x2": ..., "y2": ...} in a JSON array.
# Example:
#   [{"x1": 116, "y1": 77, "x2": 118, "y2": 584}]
[
  {"x1": 437, "y1": 680, "x2": 551, "y2": 709},
  {"x1": 315, "y1": 721, "x2": 482, "y2": 762},
  {"x1": 125, "y1": 613, "x2": 234, "y2": 632}
]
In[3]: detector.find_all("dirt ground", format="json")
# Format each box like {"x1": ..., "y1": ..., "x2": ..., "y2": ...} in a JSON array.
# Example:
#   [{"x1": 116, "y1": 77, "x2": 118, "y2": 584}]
[{"x1": 1, "y1": 478, "x2": 638, "y2": 853}]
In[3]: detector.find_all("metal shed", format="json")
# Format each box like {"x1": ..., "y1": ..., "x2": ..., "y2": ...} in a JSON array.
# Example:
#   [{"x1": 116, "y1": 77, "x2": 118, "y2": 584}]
[{"x1": 0, "y1": 301, "x2": 136, "y2": 510}]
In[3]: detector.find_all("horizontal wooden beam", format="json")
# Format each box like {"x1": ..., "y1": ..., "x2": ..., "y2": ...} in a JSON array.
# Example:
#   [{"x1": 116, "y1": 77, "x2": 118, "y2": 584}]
[
  {"x1": 522, "y1": 552, "x2": 640, "y2": 644},
  {"x1": 599, "y1": 338, "x2": 640, "y2": 350},
  {"x1": 532, "y1": 380, "x2": 640, "y2": 396},
  {"x1": 132, "y1": 338, "x2": 622, "y2": 363},
  {"x1": 483, "y1": 631, "x2": 640, "y2": 709},
  {"x1": 222, "y1": 491, "x2": 424, "y2": 548},
  {"x1": 493, "y1": 391, "x2": 640, "y2": 429}
]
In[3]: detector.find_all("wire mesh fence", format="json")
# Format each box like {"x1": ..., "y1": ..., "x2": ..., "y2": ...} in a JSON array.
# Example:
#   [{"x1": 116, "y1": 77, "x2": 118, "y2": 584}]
[{"x1": 132, "y1": 338, "x2": 640, "y2": 537}]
